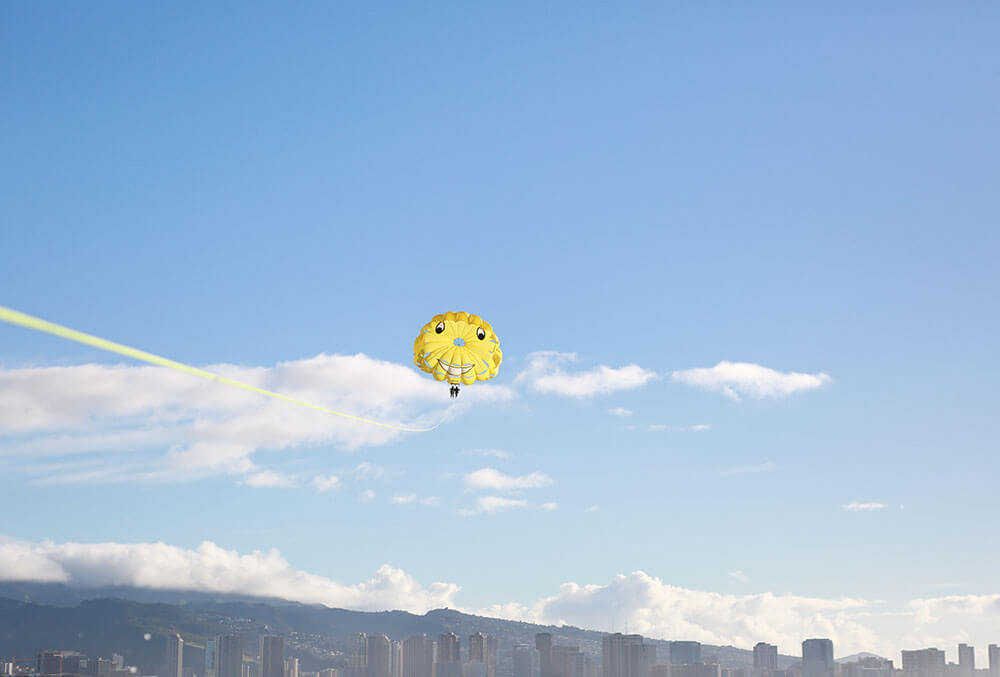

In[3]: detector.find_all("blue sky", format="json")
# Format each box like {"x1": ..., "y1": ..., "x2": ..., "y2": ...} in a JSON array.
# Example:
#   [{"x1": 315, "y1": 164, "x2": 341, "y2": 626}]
[{"x1": 2, "y1": 2, "x2": 999, "y2": 658}]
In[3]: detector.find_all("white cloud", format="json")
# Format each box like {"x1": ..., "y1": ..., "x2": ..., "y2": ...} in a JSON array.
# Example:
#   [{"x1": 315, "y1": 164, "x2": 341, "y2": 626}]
[
  {"x1": 477, "y1": 570, "x2": 884, "y2": 655},
  {"x1": 586, "y1": 505, "x2": 600, "y2": 513},
  {"x1": 842, "y1": 501, "x2": 887, "y2": 512},
  {"x1": 672, "y1": 361, "x2": 831, "y2": 400},
  {"x1": 720, "y1": 461, "x2": 777, "y2": 476},
  {"x1": 540, "y1": 502, "x2": 559, "y2": 511},
  {"x1": 0, "y1": 539, "x2": 66, "y2": 582},
  {"x1": 313, "y1": 475, "x2": 341, "y2": 492},
  {"x1": 460, "y1": 496, "x2": 529, "y2": 515},
  {"x1": 390, "y1": 494, "x2": 439, "y2": 506},
  {"x1": 609, "y1": 407, "x2": 633, "y2": 417},
  {"x1": 516, "y1": 351, "x2": 656, "y2": 398},
  {"x1": 895, "y1": 595, "x2": 1000, "y2": 653},
  {"x1": 728, "y1": 570, "x2": 750, "y2": 584},
  {"x1": 464, "y1": 449, "x2": 511, "y2": 460},
  {"x1": 463, "y1": 467, "x2": 553, "y2": 492},
  {"x1": 0, "y1": 355, "x2": 514, "y2": 484},
  {"x1": 645, "y1": 424, "x2": 711, "y2": 433},
  {"x1": 0, "y1": 538, "x2": 458, "y2": 612},
  {"x1": 359, "y1": 489, "x2": 376, "y2": 502},
  {"x1": 243, "y1": 470, "x2": 297, "y2": 489},
  {"x1": 906, "y1": 594, "x2": 1000, "y2": 624},
  {"x1": 352, "y1": 462, "x2": 386, "y2": 481}
]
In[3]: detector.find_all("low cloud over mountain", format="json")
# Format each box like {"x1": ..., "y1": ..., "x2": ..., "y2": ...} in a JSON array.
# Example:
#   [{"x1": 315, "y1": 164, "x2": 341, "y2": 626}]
[{"x1": 2, "y1": 536, "x2": 997, "y2": 657}]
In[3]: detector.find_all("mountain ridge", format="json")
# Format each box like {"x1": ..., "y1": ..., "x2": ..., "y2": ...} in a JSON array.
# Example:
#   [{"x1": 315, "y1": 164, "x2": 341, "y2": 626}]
[{"x1": 0, "y1": 582, "x2": 800, "y2": 672}]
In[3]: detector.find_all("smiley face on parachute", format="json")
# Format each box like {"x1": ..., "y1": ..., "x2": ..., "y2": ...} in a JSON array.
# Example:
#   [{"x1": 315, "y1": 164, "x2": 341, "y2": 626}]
[{"x1": 413, "y1": 311, "x2": 502, "y2": 385}]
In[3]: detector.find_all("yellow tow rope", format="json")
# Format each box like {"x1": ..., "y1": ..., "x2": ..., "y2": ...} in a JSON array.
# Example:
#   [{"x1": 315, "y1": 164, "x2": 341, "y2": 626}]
[{"x1": 0, "y1": 305, "x2": 440, "y2": 433}]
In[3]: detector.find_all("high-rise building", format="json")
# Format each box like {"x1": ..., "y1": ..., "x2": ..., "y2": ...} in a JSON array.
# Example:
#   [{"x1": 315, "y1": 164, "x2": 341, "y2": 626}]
[
  {"x1": 586, "y1": 655, "x2": 602, "y2": 677},
  {"x1": 366, "y1": 636, "x2": 391, "y2": 677},
  {"x1": 92, "y1": 658, "x2": 114, "y2": 677},
  {"x1": 206, "y1": 640, "x2": 218, "y2": 677},
  {"x1": 217, "y1": 636, "x2": 244, "y2": 677},
  {"x1": 753, "y1": 645, "x2": 777, "y2": 673},
  {"x1": 320, "y1": 670, "x2": 339, "y2": 677},
  {"x1": 990, "y1": 647, "x2": 1000, "y2": 677},
  {"x1": 391, "y1": 641, "x2": 403, "y2": 677},
  {"x1": 471, "y1": 634, "x2": 488, "y2": 663},
  {"x1": 669, "y1": 645, "x2": 702, "y2": 667},
  {"x1": 552, "y1": 646, "x2": 585, "y2": 677},
  {"x1": 438, "y1": 634, "x2": 461, "y2": 662},
  {"x1": 841, "y1": 656, "x2": 893, "y2": 677},
  {"x1": 902, "y1": 649, "x2": 946, "y2": 677},
  {"x1": 261, "y1": 637, "x2": 284, "y2": 677},
  {"x1": 603, "y1": 634, "x2": 651, "y2": 677},
  {"x1": 165, "y1": 634, "x2": 184, "y2": 677},
  {"x1": 802, "y1": 640, "x2": 834, "y2": 677},
  {"x1": 38, "y1": 651, "x2": 64, "y2": 675},
  {"x1": 514, "y1": 644, "x2": 536, "y2": 677},
  {"x1": 537, "y1": 635, "x2": 553, "y2": 677},
  {"x1": 349, "y1": 634, "x2": 369, "y2": 677},
  {"x1": 959, "y1": 646, "x2": 974, "y2": 677},
  {"x1": 284, "y1": 658, "x2": 299, "y2": 677},
  {"x1": 671, "y1": 666, "x2": 720, "y2": 677},
  {"x1": 438, "y1": 633, "x2": 462, "y2": 677},
  {"x1": 403, "y1": 636, "x2": 435, "y2": 677},
  {"x1": 469, "y1": 634, "x2": 497, "y2": 677},
  {"x1": 63, "y1": 654, "x2": 87, "y2": 675}
]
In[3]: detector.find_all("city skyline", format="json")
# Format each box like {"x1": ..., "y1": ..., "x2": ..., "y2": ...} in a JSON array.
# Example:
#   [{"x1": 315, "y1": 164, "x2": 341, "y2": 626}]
[{"x1": 7, "y1": 630, "x2": 1000, "y2": 677}]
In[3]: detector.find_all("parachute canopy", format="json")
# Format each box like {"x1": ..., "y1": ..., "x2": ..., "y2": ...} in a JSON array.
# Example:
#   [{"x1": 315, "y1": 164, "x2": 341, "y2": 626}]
[{"x1": 413, "y1": 311, "x2": 502, "y2": 385}]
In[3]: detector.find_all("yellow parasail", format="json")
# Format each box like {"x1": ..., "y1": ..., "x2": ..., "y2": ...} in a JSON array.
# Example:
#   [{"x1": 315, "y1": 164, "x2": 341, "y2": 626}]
[{"x1": 413, "y1": 311, "x2": 502, "y2": 385}]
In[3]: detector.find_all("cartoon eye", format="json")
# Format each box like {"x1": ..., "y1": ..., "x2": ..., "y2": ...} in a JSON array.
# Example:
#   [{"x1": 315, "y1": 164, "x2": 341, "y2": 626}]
[
  {"x1": 435, "y1": 322, "x2": 445, "y2": 334},
  {"x1": 476, "y1": 327, "x2": 486, "y2": 340}
]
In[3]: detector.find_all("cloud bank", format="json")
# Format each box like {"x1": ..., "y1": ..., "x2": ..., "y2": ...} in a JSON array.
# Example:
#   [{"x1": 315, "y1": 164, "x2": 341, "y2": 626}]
[
  {"x1": 0, "y1": 355, "x2": 513, "y2": 485},
  {"x1": 1, "y1": 537, "x2": 998, "y2": 656},
  {"x1": 672, "y1": 361, "x2": 830, "y2": 400},
  {"x1": 480, "y1": 571, "x2": 879, "y2": 654},
  {"x1": 0, "y1": 538, "x2": 458, "y2": 612}
]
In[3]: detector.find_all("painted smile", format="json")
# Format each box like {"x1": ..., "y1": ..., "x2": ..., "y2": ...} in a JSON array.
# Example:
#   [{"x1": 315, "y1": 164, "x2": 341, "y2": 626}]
[{"x1": 437, "y1": 359, "x2": 475, "y2": 377}]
